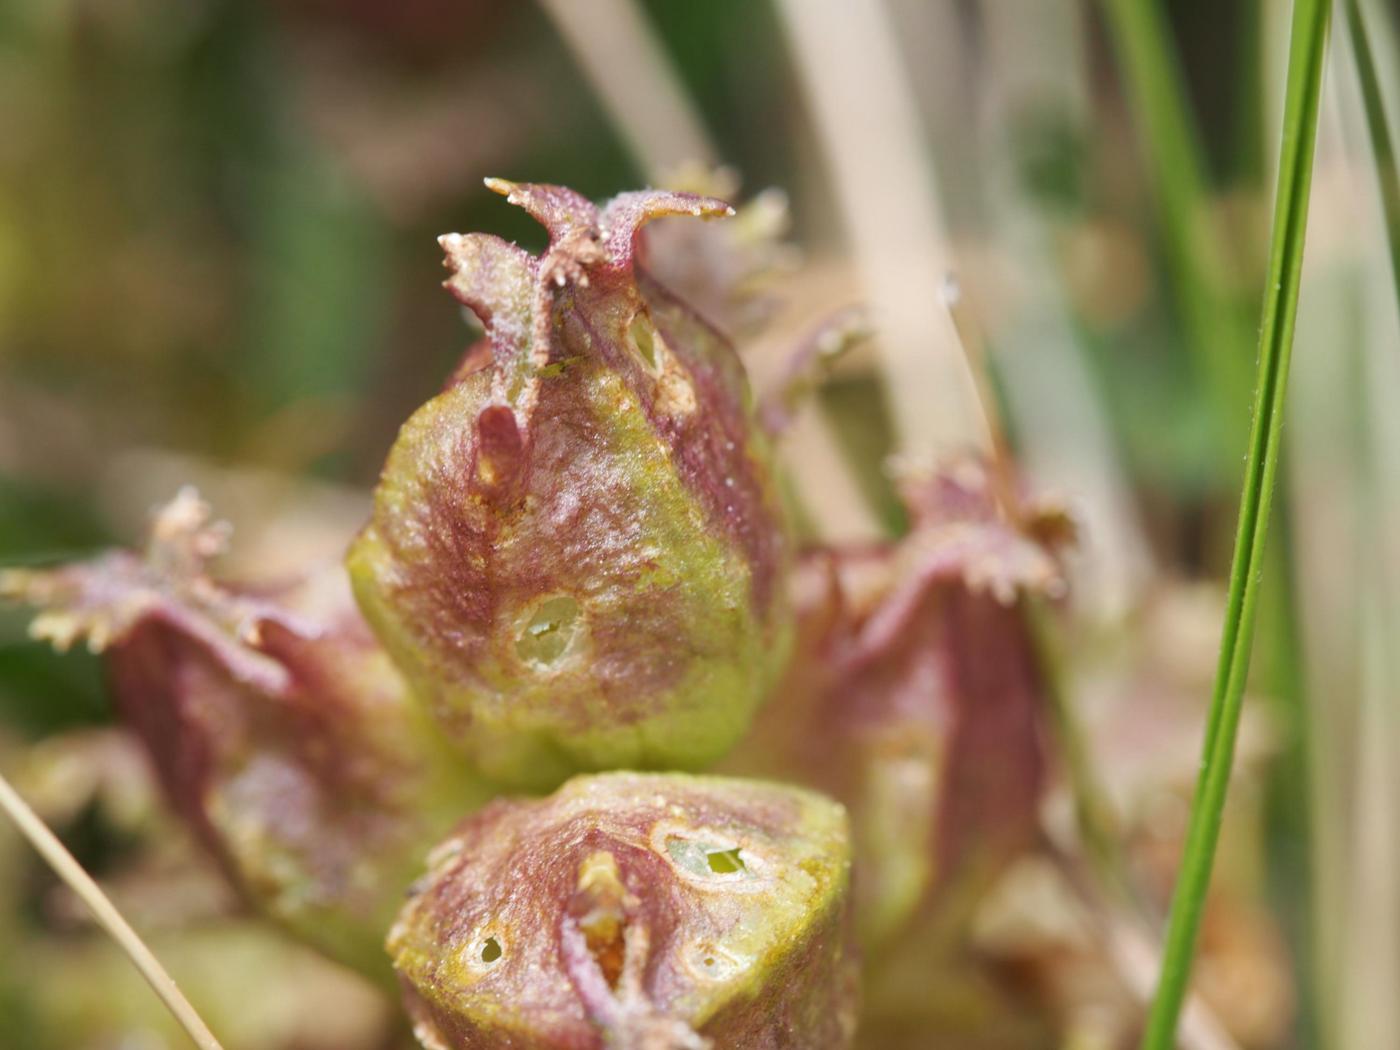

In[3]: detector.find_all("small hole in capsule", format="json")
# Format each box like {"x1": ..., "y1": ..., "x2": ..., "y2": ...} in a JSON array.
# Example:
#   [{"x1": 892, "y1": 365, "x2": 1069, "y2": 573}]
[
  {"x1": 481, "y1": 937, "x2": 502, "y2": 963},
  {"x1": 516, "y1": 595, "x2": 580, "y2": 668},
  {"x1": 686, "y1": 941, "x2": 747, "y2": 981},
  {"x1": 627, "y1": 312, "x2": 660, "y2": 371},
  {"x1": 665, "y1": 836, "x2": 751, "y2": 878}
]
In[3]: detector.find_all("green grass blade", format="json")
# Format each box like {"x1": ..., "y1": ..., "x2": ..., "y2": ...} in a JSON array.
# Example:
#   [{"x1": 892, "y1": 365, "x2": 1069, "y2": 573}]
[
  {"x1": 1232, "y1": 0, "x2": 1269, "y2": 185},
  {"x1": 1099, "y1": 7, "x2": 1321, "y2": 1042},
  {"x1": 1345, "y1": 0, "x2": 1400, "y2": 310},
  {"x1": 1098, "y1": 0, "x2": 1257, "y2": 444},
  {"x1": 1139, "y1": 1, "x2": 1333, "y2": 1047}
]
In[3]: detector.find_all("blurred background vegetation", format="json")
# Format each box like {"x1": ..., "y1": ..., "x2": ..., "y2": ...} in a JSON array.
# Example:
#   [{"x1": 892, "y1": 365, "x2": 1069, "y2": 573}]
[{"x1": 1, "y1": 1, "x2": 1397, "y2": 1048}]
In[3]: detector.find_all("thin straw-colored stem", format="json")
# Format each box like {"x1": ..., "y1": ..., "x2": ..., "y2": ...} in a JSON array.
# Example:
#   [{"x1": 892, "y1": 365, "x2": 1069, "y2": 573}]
[
  {"x1": 1341, "y1": 12, "x2": 1400, "y2": 1035},
  {"x1": 1140, "y1": 1, "x2": 1332, "y2": 1047},
  {"x1": 971, "y1": 0, "x2": 1154, "y2": 622},
  {"x1": 0, "y1": 770, "x2": 224, "y2": 1050},
  {"x1": 1048, "y1": 844, "x2": 1241, "y2": 1050},
  {"x1": 772, "y1": 0, "x2": 991, "y2": 459},
  {"x1": 1029, "y1": 607, "x2": 1132, "y2": 904},
  {"x1": 1339, "y1": 587, "x2": 1400, "y2": 1049},
  {"x1": 535, "y1": 0, "x2": 714, "y2": 181},
  {"x1": 941, "y1": 279, "x2": 1019, "y2": 524}
]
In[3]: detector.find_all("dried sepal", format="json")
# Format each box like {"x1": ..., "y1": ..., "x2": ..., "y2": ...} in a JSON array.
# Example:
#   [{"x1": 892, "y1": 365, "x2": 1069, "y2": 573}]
[
  {"x1": 3, "y1": 489, "x2": 484, "y2": 978},
  {"x1": 887, "y1": 456, "x2": 1074, "y2": 606},
  {"x1": 757, "y1": 306, "x2": 871, "y2": 438},
  {"x1": 390, "y1": 772, "x2": 858, "y2": 1049},
  {"x1": 349, "y1": 181, "x2": 792, "y2": 787},
  {"x1": 641, "y1": 164, "x2": 800, "y2": 339},
  {"x1": 0, "y1": 487, "x2": 286, "y2": 670}
]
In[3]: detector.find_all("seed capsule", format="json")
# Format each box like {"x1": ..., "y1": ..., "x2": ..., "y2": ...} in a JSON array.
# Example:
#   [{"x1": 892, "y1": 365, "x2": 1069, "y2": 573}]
[
  {"x1": 389, "y1": 772, "x2": 858, "y2": 1049},
  {"x1": 348, "y1": 180, "x2": 792, "y2": 787},
  {"x1": 724, "y1": 459, "x2": 1069, "y2": 948},
  {"x1": 1, "y1": 489, "x2": 483, "y2": 978}
]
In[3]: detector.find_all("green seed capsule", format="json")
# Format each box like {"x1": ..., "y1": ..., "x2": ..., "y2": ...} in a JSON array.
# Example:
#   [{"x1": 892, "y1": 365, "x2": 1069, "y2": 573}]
[
  {"x1": 348, "y1": 181, "x2": 792, "y2": 788},
  {"x1": 1, "y1": 489, "x2": 483, "y2": 980},
  {"x1": 389, "y1": 772, "x2": 857, "y2": 1049}
]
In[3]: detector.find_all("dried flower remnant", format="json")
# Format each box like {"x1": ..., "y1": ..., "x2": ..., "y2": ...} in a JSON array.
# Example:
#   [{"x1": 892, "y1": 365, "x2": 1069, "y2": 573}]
[
  {"x1": 389, "y1": 772, "x2": 858, "y2": 1050},
  {"x1": 756, "y1": 306, "x2": 872, "y2": 439},
  {"x1": 1, "y1": 489, "x2": 483, "y2": 978},
  {"x1": 640, "y1": 164, "x2": 800, "y2": 340},
  {"x1": 725, "y1": 458, "x2": 1070, "y2": 950},
  {"x1": 348, "y1": 180, "x2": 792, "y2": 787}
]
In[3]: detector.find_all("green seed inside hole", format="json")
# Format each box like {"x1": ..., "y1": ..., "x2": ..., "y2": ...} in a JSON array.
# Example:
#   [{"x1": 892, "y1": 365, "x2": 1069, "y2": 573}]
[
  {"x1": 481, "y1": 937, "x2": 502, "y2": 963},
  {"x1": 705, "y1": 848, "x2": 746, "y2": 875},
  {"x1": 516, "y1": 595, "x2": 579, "y2": 667},
  {"x1": 666, "y1": 837, "x2": 748, "y2": 877}
]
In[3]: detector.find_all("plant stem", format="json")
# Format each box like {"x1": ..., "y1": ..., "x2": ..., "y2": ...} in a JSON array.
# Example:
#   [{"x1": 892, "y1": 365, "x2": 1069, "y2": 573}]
[
  {"x1": 1098, "y1": 0, "x2": 1257, "y2": 446},
  {"x1": 1028, "y1": 603, "x2": 1133, "y2": 905},
  {"x1": 0, "y1": 771, "x2": 224, "y2": 1050},
  {"x1": 773, "y1": 0, "x2": 993, "y2": 459},
  {"x1": 1048, "y1": 843, "x2": 1242, "y2": 1050},
  {"x1": 536, "y1": 0, "x2": 714, "y2": 181},
  {"x1": 1231, "y1": 0, "x2": 1268, "y2": 186},
  {"x1": 1140, "y1": 2, "x2": 1332, "y2": 1047},
  {"x1": 1344, "y1": 0, "x2": 1400, "y2": 310}
]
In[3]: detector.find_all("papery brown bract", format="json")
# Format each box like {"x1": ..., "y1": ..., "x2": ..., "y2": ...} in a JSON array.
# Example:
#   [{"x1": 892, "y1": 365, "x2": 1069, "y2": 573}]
[
  {"x1": 1, "y1": 489, "x2": 483, "y2": 979},
  {"x1": 389, "y1": 772, "x2": 858, "y2": 1050},
  {"x1": 348, "y1": 180, "x2": 792, "y2": 788}
]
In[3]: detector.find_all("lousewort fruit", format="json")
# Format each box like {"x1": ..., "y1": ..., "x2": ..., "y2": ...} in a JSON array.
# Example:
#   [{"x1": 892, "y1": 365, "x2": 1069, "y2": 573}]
[
  {"x1": 389, "y1": 771, "x2": 857, "y2": 1049},
  {"x1": 724, "y1": 458, "x2": 1070, "y2": 949},
  {"x1": 348, "y1": 180, "x2": 792, "y2": 788},
  {"x1": 1, "y1": 489, "x2": 482, "y2": 978}
]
